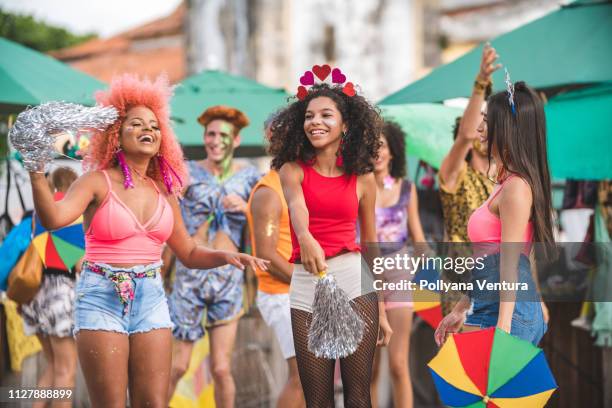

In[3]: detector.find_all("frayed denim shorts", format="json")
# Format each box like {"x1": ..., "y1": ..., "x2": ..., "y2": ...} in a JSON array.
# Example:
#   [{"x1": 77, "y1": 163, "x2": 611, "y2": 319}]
[
  {"x1": 74, "y1": 261, "x2": 174, "y2": 336},
  {"x1": 464, "y1": 253, "x2": 547, "y2": 345}
]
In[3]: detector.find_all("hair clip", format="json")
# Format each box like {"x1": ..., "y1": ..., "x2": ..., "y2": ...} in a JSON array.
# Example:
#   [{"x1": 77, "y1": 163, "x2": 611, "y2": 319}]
[
  {"x1": 504, "y1": 68, "x2": 516, "y2": 116},
  {"x1": 296, "y1": 65, "x2": 355, "y2": 100}
]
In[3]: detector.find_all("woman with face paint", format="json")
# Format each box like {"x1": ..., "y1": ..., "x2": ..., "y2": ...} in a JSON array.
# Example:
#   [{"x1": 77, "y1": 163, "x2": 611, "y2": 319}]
[
  {"x1": 26, "y1": 75, "x2": 268, "y2": 407},
  {"x1": 167, "y1": 105, "x2": 263, "y2": 407},
  {"x1": 269, "y1": 82, "x2": 393, "y2": 408}
]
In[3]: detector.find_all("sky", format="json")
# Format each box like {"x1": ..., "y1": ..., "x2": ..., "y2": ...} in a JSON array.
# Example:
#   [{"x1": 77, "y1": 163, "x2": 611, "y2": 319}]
[{"x1": 0, "y1": 0, "x2": 182, "y2": 37}]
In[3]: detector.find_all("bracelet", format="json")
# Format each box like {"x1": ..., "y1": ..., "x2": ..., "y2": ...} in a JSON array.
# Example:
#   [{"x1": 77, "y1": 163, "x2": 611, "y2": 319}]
[
  {"x1": 473, "y1": 81, "x2": 487, "y2": 94},
  {"x1": 475, "y1": 76, "x2": 490, "y2": 87}
]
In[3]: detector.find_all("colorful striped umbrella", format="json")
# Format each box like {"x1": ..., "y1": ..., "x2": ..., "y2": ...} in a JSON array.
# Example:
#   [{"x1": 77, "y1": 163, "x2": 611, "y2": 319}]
[
  {"x1": 31, "y1": 216, "x2": 85, "y2": 271},
  {"x1": 428, "y1": 328, "x2": 557, "y2": 407},
  {"x1": 412, "y1": 263, "x2": 443, "y2": 329}
]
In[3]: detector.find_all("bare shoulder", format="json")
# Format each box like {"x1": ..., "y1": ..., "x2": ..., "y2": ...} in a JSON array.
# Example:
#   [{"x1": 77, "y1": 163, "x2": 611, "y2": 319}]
[
  {"x1": 76, "y1": 170, "x2": 107, "y2": 192},
  {"x1": 251, "y1": 186, "x2": 281, "y2": 214},
  {"x1": 357, "y1": 172, "x2": 376, "y2": 186},
  {"x1": 500, "y1": 176, "x2": 532, "y2": 208},
  {"x1": 502, "y1": 176, "x2": 532, "y2": 196},
  {"x1": 279, "y1": 162, "x2": 303, "y2": 180}
]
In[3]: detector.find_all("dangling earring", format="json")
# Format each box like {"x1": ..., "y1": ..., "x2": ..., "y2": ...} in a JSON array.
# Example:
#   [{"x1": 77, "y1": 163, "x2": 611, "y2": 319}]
[
  {"x1": 116, "y1": 148, "x2": 134, "y2": 189},
  {"x1": 336, "y1": 130, "x2": 347, "y2": 167},
  {"x1": 157, "y1": 154, "x2": 184, "y2": 194}
]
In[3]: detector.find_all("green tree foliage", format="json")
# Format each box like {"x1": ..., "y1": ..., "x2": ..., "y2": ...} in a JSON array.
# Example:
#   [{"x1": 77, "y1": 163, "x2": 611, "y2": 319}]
[{"x1": 0, "y1": 7, "x2": 97, "y2": 52}]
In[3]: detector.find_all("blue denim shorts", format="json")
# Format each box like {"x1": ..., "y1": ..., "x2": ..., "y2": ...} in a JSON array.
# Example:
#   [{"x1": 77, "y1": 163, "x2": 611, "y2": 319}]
[
  {"x1": 74, "y1": 262, "x2": 174, "y2": 336},
  {"x1": 465, "y1": 253, "x2": 547, "y2": 345}
]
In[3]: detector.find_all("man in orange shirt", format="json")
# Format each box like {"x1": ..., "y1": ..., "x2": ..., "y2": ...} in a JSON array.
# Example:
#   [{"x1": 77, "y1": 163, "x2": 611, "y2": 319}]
[{"x1": 246, "y1": 121, "x2": 305, "y2": 408}]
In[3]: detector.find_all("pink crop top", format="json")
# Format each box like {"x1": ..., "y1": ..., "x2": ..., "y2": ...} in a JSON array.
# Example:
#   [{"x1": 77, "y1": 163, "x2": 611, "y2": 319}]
[
  {"x1": 85, "y1": 170, "x2": 174, "y2": 264},
  {"x1": 467, "y1": 175, "x2": 533, "y2": 256}
]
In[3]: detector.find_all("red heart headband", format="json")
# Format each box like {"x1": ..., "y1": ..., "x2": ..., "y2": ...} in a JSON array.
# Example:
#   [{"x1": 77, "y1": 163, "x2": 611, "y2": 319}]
[{"x1": 296, "y1": 64, "x2": 356, "y2": 100}]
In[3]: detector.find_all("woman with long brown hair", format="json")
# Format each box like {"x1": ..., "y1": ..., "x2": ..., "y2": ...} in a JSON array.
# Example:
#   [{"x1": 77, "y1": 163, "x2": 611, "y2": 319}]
[{"x1": 435, "y1": 80, "x2": 553, "y2": 346}]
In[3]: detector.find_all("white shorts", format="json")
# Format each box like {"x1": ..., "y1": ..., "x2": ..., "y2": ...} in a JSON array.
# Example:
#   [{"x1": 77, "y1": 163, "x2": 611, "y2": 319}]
[
  {"x1": 289, "y1": 251, "x2": 374, "y2": 313},
  {"x1": 257, "y1": 291, "x2": 295, "y2": 359}
]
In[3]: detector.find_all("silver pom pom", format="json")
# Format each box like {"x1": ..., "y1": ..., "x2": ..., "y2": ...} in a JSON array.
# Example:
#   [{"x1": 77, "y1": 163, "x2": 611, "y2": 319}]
[
  {"x1": 9, "y1": 101, "x2": 118, "y2": 172},
  {"x1": 307, "y1": 273, "x2": 365, "y2": 359}
]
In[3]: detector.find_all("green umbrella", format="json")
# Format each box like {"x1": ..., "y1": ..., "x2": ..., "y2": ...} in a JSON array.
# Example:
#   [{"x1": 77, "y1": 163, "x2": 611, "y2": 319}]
[
  {"x1": 380, "y1": 1, "x2": 612, "y2": 105},
  {"x1": 0, "y1": 38, "x2": 105, "y2": 113},
  {"x1": 171, "y1": 70, "x2": 289, "y2": 147},
  {"x1": 546, "y1": 82, "x2": 612, "y2": 180},
  {"x1": 380, "y1": 103, "x2": 462, "y2": 169}
]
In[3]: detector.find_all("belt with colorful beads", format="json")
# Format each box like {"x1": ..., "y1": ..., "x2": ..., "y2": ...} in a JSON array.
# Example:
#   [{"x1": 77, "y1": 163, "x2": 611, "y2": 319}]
[{"x1": 83, "y1": 261, "x2": 161, "y2": 316}]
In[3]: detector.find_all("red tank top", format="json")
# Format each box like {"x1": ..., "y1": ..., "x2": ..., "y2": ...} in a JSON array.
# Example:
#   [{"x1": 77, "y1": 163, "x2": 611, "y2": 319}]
[{"x1": 289, "y1": 162, "x2": 361, "y2": 263}]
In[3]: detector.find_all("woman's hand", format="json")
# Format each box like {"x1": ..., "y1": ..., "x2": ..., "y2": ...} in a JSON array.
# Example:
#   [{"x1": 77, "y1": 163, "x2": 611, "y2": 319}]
[
  {"x1": 377, "y1": 311, "x2": 393, "y2": 346},
  {"x1": 435, "y1": 309, "x2": 467, "y2": 347},
  {"x1": 541, "y1": 301, "x2": 549, "y2": 324},
  {"x1": 477, "y1": 43, "x2": 501, "y2": 83},
  {"x1": 297, "y1": 233, "x2": 328, "y2": 275},
  {"x1": 496, "y1": 317, "x2": 512, "y2": 334},
  {"x1": 224, "y1": 252, "x2": 270, "y2": 271},
  {"x1": 222, "y1": 193, "x2": 248, "y2": 213}
]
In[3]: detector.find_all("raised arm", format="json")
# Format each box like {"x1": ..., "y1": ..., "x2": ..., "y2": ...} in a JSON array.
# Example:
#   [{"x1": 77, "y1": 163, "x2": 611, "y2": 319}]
[
  {"x1": 250, "y1": 186, "x2": 294, "y2": 283},
  {"x1": 279, "y1": 162, "x2": 326, "y2": 274},
  {"x1": 29, "y1": 171, "x2": 99, "y2": 230},
  {"x1": 438, "y1": 43, "x2": 500, "y2": 192}
]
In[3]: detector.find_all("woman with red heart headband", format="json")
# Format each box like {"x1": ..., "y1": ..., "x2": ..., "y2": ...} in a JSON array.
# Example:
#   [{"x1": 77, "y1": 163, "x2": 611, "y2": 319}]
[{"x1": 268, "y1": 68, "x2": 393, "y2": 407}]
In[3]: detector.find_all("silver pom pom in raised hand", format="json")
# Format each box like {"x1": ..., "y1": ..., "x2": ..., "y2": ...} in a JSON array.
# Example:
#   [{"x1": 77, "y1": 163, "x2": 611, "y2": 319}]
[
  {"x1": 9, "y1": 102, "x2": 118, "y2": 172},
  {"x1": 307, "y1": 272, "x2": 365, "y2": 359}
]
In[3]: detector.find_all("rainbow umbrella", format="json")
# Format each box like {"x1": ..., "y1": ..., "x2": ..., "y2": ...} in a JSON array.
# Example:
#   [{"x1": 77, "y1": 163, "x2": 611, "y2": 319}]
[
  {"x1": 31, "y1": 216, "x2": 85, "y2": 271},
  {"x1": 412, "y1": 263, "x2": 443, "y2": 329},
  {"x1": 429, "y1": 328, "x2": 557, "y2": 407}
]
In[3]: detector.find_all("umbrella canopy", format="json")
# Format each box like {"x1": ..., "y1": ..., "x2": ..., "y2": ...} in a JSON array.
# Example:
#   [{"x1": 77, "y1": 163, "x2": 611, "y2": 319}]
[
  {"x1": 171, "y1": 70, "x2": 289, "y2": 147},
  {"x1": 380, "y1": 1, "x2": 612, "y2": 105},
  {"x1": 32, "y1": 216, "x2": 85, "y2": 271},
  {"x1": 0, "y1": 38, "x2": 105, "y2": 113},
  {"x1": 429, "y1": 328, "x2": 557, "y2": 407},
  {"x1": 546, "y1": 82, "x2": 612, "y2": 180},
  {"x1": 380, "y1": 103, "x2": 462, "y2": 169}
]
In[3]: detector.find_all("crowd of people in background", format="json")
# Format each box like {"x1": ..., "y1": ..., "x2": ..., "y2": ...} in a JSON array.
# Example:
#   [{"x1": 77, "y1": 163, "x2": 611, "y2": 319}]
[{"x1": 0, "y1": 42, "x2": 556, "y2": 408}]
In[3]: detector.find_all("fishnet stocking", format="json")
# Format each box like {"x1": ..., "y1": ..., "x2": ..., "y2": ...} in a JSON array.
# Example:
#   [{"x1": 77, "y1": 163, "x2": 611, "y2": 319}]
[{"x1": 291, "y1": 292, "x2": 379, "y2": 408}]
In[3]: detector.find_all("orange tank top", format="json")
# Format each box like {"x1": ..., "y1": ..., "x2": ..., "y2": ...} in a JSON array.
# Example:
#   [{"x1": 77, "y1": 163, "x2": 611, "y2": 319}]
[{"x1": 246, "y1": 170, "x2": 292, "y2": 294}]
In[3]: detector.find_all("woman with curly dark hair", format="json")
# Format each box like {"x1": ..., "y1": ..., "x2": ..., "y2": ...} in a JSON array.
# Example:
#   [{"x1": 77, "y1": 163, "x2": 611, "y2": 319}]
[{"x1": 269, "y1": 82, "x2": 393, "y2": 407}]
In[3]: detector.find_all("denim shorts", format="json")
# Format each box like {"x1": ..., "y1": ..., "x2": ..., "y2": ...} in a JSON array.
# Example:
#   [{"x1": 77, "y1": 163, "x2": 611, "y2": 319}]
[
  {"x1": 74, "y1": 262, "x2": 174, "y2": 336},
  {"x1": 464, "y1": 253, "x2": 547, "y2": 345}
]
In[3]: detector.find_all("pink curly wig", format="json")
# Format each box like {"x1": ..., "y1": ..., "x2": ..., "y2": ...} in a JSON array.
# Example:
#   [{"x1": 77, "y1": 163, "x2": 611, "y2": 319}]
[{"x1": 83, "y1": 73, "x2": 188, "y2": 195}]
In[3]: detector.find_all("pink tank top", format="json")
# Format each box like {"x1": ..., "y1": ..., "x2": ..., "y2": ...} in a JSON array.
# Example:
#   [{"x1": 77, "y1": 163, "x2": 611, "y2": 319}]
[
  {"x1": 85, "y1": 170, "x2": 174, "y2": 264},
  {"x1": 467, "y1": 175, "x2": 533, "y2": 256}
]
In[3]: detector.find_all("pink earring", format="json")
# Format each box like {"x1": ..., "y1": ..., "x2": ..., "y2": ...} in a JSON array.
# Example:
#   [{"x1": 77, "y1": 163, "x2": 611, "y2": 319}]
[
  {"x1": 157, "y1": 154, "x2": 183, "y2": 194},
  {"x1": 116, "y1": 149, "x2": 134, "y2": 189}
]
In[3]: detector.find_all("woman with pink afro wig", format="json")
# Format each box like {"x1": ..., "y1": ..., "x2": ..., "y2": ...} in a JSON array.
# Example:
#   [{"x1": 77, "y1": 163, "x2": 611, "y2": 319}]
[
  {"x1": 27, "y1": 73, "x2": 268, "y2": 407},
  {"x1": 84, "y1": 73, "x2": 187, "y2": 194}
]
